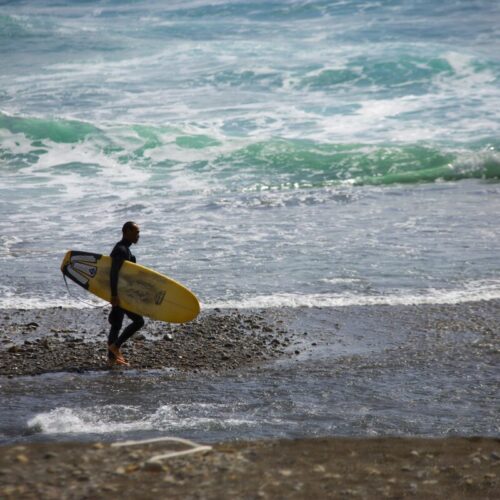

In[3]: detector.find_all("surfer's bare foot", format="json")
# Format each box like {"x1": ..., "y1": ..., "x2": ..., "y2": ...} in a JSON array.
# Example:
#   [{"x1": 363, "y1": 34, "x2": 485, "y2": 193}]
[
  {"x1": 107, "y1": 355, "x2": 129, "y2": 367},
  {"x1": 108, "y1": 343, "x2": 125, "y2": 362},
  {"x1": 114, "y1": 357, "x2": 130, "y2": 366}
]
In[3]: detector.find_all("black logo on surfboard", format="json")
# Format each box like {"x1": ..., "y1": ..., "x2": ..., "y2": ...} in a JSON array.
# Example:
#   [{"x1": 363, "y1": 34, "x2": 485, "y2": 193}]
[
  {"x1": 154, "y1": 291, "x2": 166, "y2": 305},
  {"x1": 65, "y1": 254, "x2": 98, "y2": 289}
]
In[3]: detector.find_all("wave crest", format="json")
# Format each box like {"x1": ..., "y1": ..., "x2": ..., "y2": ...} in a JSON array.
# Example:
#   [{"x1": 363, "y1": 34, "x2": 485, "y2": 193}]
[{"x1": 1, "y1": 112, "x2": 499, "y2": 189}]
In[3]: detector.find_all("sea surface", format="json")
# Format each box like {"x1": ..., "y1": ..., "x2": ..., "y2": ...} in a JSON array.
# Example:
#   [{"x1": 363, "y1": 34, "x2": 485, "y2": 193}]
[{"x1": 0, "y1": 0, "x2": 499, "y2": 444}]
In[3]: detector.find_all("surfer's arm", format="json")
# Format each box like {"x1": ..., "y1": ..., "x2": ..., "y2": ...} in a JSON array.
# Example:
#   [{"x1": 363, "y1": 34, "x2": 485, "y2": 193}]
[
  {"x1": 110, "y1": 257, "x2": 124, "y2": 302},
  {"x1": 110, "y1": 247, "x2": 127, "y2": 302}
]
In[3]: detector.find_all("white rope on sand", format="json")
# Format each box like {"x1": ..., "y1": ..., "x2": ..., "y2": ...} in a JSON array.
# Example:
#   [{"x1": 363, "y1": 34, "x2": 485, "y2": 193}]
[{"x1": 111, "y1": 436, "x2": 212, "y2": 464}]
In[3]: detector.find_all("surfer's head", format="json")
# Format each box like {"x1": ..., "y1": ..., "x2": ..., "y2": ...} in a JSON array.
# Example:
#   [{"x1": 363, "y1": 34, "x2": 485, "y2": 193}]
[{"x1": 122, "y1": 221, "x2": 140, "y2": 244}]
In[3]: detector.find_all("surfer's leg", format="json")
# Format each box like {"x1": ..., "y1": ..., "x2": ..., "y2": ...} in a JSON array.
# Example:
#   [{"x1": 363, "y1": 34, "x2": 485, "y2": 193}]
[
  {"x1": 108, "y1": 307, "x2": 124, "y2": 344},
  {"x1": 115, "y1": 311, "x2": 145, "y2": 348},
  {"x1": 108, "y1": 307, "x2": 126, "y2": 362}
]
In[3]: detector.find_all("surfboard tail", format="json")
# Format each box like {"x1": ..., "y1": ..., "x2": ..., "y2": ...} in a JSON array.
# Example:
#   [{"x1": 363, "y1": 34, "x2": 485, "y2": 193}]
[
  {"x1": 60, "y1": 250, "x2": 103, "y2": 291},
  {"x1": 60, "y1": 250, "x2": 72, "y2": 274}
]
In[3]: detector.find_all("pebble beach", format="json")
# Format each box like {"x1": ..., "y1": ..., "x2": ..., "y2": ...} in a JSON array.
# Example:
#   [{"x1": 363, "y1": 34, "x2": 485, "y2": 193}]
[
  {"x1": 0, "y1": 308, "x2": 292, "y2": 377},
  {"x1": 1, "y1": 437, "x2": 499, "y2": 499}
]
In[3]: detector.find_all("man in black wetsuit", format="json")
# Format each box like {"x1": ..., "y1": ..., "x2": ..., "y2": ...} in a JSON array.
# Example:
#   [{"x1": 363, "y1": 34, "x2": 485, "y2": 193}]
[{"x1": 108, "y1": 221, "x2": 145, "y2": 366}]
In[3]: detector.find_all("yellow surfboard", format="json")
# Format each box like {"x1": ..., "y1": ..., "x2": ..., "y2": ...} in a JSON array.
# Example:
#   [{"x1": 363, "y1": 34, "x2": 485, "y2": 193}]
[{"x1": 61, "y1": 250, "x2": 200, "y2": 323}]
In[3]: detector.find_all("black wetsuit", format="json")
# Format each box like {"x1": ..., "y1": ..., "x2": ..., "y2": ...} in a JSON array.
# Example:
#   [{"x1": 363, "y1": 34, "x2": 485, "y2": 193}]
[{"x1": 108, "y1": 239, "x2": 144, "y2": 351}]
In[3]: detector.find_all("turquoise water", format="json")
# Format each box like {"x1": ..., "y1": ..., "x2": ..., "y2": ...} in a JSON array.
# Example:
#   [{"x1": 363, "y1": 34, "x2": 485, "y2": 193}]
[
  {"x1": 0, "y1": 1, "x2": 500, "y2": 442},
  {"x1": 1, "y1": 0, "x2": 499, "y2": 308}
]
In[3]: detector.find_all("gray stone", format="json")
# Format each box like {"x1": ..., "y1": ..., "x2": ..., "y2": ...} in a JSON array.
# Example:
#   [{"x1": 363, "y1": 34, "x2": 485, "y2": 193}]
[{"x1": 143, "y1": 461, "x2": 164, "y2": 472}]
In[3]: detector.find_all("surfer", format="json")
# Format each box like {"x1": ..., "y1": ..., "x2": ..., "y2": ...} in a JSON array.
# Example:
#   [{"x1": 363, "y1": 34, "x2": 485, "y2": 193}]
[{"x1": 108, "y1": 221, "x2": 145, "y2": 366}]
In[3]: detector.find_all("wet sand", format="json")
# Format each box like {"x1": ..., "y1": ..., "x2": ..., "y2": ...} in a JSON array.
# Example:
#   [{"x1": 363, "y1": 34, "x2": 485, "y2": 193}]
[
  {"x1": 0, "y1": 308, "x2": 294, "y2": 376},
  {"x1": 0, "y1": 437, "x2": 499, "y2": 499}
]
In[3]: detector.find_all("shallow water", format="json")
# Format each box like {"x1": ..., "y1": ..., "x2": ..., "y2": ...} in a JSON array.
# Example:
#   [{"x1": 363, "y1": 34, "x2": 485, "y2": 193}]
[
  {"x1": 1, "y1": 302, "x2": 498, "y2": 444},
  {"x1": 2, "y1": 179, "x2": 500, "y2": 310}
]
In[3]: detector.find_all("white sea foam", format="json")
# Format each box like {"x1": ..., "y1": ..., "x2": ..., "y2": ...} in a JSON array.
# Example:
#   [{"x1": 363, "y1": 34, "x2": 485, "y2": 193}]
[
  {"x1": 2, "y1": 280, "x2": 500, "y2": 311},
  {"x1": 0, "y1": 129, "x2": 35, "y2": 156},
  {"x1": 0, "y1": 236, "x2": 23, "y2": 258},
  {"x1": 28, "y1": 406, "x2": 146, "y2": 435},
  {"x1": 27, "y1": 403, "x2": 264, "y2": 436},
  {"x1": 205, "y1": 280, "x2": 500, "y2": 309},
  {"x1": 0, "y1": 284, "x2": 106, "y2": 309}
]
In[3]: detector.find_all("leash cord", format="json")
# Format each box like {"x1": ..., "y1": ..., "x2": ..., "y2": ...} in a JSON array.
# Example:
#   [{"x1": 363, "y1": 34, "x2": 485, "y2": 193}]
[{"x1": 62, "y1": 273, "x2": 108, "y2": 309}]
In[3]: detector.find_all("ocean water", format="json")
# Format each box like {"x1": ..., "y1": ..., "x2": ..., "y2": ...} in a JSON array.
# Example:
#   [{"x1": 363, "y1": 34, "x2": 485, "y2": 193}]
[{"x1": 1, "y1": 0, "x2": 499, "y2": 443}]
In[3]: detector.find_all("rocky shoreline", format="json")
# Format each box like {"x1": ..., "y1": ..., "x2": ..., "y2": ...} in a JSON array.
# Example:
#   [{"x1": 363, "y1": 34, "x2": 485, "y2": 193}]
[
  {"x1": 1, "y1": 303, "x2": 499, "y2": 499},
  {"x1": 0, "y1": 308, "x2": 295, "y2": 377},
  {"x1": 0, "y1": 437, "x2": 498, "y2": 499}
]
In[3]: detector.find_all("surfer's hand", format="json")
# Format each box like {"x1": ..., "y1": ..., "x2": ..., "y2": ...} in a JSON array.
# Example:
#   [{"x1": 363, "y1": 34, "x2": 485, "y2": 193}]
[{"x1": 111, "y1": 295, "x2": 120, "y2": 307}]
